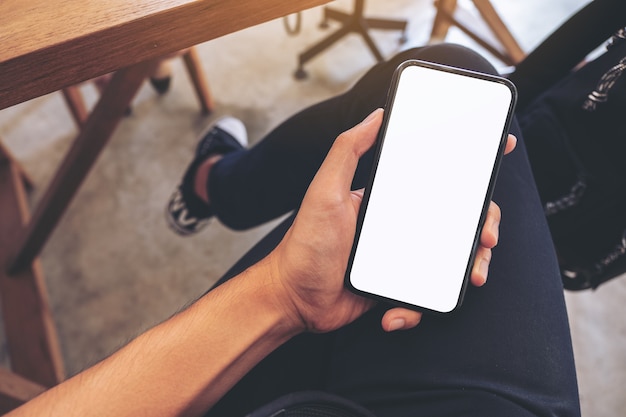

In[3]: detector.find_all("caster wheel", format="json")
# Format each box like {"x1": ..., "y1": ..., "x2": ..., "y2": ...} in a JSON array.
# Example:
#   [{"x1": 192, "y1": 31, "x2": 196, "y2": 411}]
[{"x1": 294, "y1": 68, "x2": 308, "y2": 80}]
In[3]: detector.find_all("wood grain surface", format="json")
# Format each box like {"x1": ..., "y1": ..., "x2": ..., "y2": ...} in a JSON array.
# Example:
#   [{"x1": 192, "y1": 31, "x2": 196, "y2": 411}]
[{"x1": 0, "y1": 0, "x2": 329, "y2": 109}]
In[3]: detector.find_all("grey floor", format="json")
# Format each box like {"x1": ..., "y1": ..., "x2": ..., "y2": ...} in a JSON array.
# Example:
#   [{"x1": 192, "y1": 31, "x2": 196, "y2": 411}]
[{"x1": 0, "y1": 0, "x2": 624, "y2": 416}]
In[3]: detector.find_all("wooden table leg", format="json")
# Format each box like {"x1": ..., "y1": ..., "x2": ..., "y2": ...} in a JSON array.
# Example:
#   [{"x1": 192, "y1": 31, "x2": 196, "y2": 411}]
[
  {"x1": 0, "y1": 158, "x2": 64, "y2": 388},
  {"x1": 8, "y1": 59, "x2": 158, "y2": 274}
]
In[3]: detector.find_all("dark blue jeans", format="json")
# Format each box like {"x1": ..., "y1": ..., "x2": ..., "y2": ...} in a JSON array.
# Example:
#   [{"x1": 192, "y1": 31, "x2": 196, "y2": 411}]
[{"x1": 204, "y1": 44, "x2": 580, "y2": 417}]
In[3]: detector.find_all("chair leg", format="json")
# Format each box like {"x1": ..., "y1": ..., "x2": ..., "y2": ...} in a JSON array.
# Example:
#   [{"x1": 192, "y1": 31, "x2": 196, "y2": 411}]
[
  {"x1": 0, "y1": 139, "x2": 34, "y2": 191},
  {"x1": 295, "y1": 0, "x2": 408, "y2": 79},
  {"x1": 8, "y1": 59, "x2": 159, "y2": 274},
  {"x1": 364, "y1": 17, "x2": 408, "y2": 32},
  {"x1": 0, "y1": 160, "x2": 65, "y2": 388},
  {"x1": 64, "y1": 48, "x2": 213, "y2": 126},
  {"x1": 150, "y1": 61, "x2": 173, "y2": 95},
  {"x1": 429, "y1": 0, "x2": 524, "y2": 65},
  {"x1": 430, "y1": 0, "x2": 458, "y2": 42},
  {"x1": 61, "y1": 86, "x2": 88, "y2": 128},
  {"x1": 182, "y1": 47, "x2": 214, "y2": 114},
  {"x1": 358, "y1": 25, "x2": 385, "y2": 62},
  {"x1": 323, "y1": 7, "x2": 351, "y2": 26},
  {"x1": 296, "y1": 24, "x2": 354, "y2": 79},
  {"x1": 0, "y1": 368, "x2": 47, "y2": 413},
  {"x1": 472, "y1": 0, "x2": 525, "y2": 64},
  {"x1": 93, "y1": 73, "x2": 112, "y2": 94}
]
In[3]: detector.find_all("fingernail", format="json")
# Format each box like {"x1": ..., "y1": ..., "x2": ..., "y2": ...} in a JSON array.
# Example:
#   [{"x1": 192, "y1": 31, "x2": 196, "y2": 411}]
[
  {"x1": 361, "y1": 108, "x2": 382, "y2": 125},
  {"x1": 388, "y1": 318, "x2": 405, "y2": 332}
]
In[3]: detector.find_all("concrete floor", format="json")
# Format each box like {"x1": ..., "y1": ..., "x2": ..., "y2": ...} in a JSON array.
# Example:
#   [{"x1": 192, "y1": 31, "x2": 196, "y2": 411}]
[{"x1": 0, "y1": 0, "x2": 624, "y2": 416}]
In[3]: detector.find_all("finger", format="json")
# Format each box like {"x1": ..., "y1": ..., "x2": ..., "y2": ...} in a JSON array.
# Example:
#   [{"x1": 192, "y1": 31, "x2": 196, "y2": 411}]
[
  {"x1": 312, "y1": 109, "x2": 383, "y2": 194},
  {"x1": 350, "y1": 188, "x2": 365, "y2": 206},
  {"x1": 504, "y1": 134, "x2": 517, "y2": 155},
  {"x1": 481, "y1": 201, "x2": 501, "y2": 248},
  {"x1": 381, "y1": 308, "x2": 422, "y2": 332},
  {"x1": 471, "y1": 246, "x2": 492, "y2": 287}
]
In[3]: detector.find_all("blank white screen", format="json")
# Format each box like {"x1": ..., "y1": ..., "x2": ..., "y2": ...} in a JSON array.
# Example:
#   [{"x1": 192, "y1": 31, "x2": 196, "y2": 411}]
[{"x1": 349, "y1": 63, "x2": 513, "y2": 313}]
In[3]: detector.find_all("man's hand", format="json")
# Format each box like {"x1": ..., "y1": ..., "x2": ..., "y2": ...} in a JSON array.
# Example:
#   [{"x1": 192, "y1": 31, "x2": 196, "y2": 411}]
[{"x1": 268, "y1": 109, "x2": 517, "y2": 334}]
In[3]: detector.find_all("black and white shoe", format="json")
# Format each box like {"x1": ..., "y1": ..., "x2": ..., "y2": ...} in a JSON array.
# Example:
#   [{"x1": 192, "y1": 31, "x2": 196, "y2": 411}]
[{"x1": 166, "y1": 117, "x2": 247, "y2": 236}]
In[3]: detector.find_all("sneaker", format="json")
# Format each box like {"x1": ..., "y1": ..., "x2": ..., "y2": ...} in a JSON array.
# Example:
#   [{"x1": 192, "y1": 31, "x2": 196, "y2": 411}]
[{"x1": 166, "y1": 117, "x2": 248, "y2": 236}]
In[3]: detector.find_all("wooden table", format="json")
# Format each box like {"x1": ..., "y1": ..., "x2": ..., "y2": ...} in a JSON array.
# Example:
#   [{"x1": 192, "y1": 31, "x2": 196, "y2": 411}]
[{"x1": 0, "y1": 0, "x2": 329, "y2": 409}]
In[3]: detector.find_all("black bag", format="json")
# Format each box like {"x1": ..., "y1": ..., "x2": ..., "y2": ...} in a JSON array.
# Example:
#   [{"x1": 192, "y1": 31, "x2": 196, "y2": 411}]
[{"x1": 518, "y1": 28, "x2": 626, "y2": 290}]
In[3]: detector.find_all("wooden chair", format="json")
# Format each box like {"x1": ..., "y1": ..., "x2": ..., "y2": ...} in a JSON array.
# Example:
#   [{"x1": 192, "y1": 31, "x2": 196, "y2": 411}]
[
  {"x1": 0, "y1": 368, "x2": 47, "y2": 412},
  {"x1": 294, "y1": 0, "x2": 408, "y2": 79},
  {"x1": 430, "y1": 0, "x2": 525, "y2": 66},
  {"x1": 62, "y1": 47, "x2": 214, "y2": 128},
  {"x1": 0, "y1": 141, "x2": 59, "y2": 414}
]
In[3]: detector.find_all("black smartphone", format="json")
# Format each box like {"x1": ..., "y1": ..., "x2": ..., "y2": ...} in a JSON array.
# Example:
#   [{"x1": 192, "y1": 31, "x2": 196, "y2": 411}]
[{"x1": 345, "y1": 59, "x2": 517, "y2": 313}]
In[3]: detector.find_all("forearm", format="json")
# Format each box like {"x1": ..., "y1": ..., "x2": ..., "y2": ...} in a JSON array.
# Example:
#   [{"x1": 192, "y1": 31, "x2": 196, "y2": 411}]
[{"x1": 9, "y1": 256, "x2": 300, "y2": 417}]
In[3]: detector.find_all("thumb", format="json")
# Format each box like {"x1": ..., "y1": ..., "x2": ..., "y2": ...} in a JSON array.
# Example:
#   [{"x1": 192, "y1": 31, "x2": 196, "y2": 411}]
[{"x1": 312, "y1": 109, "x2": 383, "y2": 193}]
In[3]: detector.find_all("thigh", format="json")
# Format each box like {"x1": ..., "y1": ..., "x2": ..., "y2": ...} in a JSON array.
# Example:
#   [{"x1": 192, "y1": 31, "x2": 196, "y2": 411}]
[
  {"x1": 210, "y1": 45, "x2": 466, "y2": 230},
  {"x1": 324, "y1": 120, "x2": 580, "y2": 417},
  {"x1": 207, "y1": 44, "x2": 580, "y2": 417},
  {"x1": 317, "y1": 47, "x2": 579, "y2": 417}
]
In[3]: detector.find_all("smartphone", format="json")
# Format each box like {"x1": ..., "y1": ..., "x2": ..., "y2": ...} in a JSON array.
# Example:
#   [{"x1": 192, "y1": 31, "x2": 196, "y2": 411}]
[{"x1": 345, "y1": 60, "x2": 517, "y2": 314}]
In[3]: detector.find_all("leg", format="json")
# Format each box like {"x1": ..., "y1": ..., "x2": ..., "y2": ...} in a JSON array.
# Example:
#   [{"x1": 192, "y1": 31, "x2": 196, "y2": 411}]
[
  {"x1": 324, "y1": 120, "x2": 580, "y2": 417},
  {"x1": 430, "y1": 0, "x2": 458, "y2": 42},
  {"x1": 61, "y1": 86, "x2": 88, "y2": 128},
  {"x1": 182, "y1": 47, "x2": 215, "y2": 114},
  {"x1": 206, "y1": 45, "x2": 580, "y2": 417},
  {"x1": 321, "y1": 48, "x2": 579, "y2": 417},
  {"x1": 210, "y1": 44, "x2": 495, "y2": 230}
]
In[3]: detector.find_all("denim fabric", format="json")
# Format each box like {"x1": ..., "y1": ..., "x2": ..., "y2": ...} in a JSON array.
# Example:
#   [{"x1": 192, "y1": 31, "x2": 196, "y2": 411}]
[{"x1": 203, "y1": 44, "x2": 580, "y2": 417}]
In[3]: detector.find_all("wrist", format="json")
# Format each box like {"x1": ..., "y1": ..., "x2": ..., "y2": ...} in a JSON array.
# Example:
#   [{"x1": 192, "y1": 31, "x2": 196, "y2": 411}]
[{"x1": 249, "y1": 250, "x2": 309, "y2": 336}]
